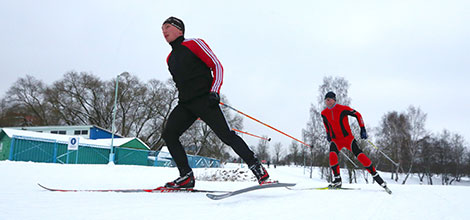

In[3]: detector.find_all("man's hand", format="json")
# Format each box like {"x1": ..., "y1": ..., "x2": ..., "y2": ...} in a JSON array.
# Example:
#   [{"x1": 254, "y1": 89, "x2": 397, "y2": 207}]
[
  {"x1": 208, "y1": 92, "x2": 220, "y2": 108},
  {"x1": 360, "y1": 127, "x2": 368, "y2": 139}
]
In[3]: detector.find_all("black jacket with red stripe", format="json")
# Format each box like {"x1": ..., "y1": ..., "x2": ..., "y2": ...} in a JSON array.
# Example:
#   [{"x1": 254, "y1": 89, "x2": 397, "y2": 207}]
[{"x1": 167, "y1": 36, "x2": 223, "y2": 102}]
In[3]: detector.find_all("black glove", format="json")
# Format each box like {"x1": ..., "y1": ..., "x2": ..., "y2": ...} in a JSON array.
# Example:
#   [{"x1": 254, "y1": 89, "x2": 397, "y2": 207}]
[
  {"x1": 360, "y1": 127, "x2": 368, "y2": 139},
  {"x1": 326, "y1": 134, "x2": 332, "y2": 142},
  {"x1": 208, "y1": 92, "x2": 220, "y2": 108}
]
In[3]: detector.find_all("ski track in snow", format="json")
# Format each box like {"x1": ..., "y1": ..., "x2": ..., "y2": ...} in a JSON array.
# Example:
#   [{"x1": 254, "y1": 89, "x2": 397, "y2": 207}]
[{"x1": 1, "y1": 161, "x2": 469, "y2": 220}]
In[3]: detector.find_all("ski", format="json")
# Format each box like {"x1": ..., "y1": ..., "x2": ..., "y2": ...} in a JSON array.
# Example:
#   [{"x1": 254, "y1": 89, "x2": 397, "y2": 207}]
[
  {"x1": 206, "y1": 182, "x2": 296, "y2": 200},
  {"x1": 286, "y1": 186, "x2": 360, "y2": 191},
  {"x1": 287, "y1": 186, "x2": 392, "y2": 194},
  {"x1": 37, "y1": 183, "x2": 227, "y2": 193}
]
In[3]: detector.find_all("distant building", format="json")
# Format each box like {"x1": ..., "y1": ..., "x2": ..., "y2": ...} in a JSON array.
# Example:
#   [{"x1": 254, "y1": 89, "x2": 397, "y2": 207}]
[
  {"x1": 6, "y1": 125, "x2": 122, "y2": 139},
  {"x1": 0, "y1": 125, "x2": 221, "y2": 168},
  {"x1": 0, "y1": 128, "x2": 149, "y2": 164}
]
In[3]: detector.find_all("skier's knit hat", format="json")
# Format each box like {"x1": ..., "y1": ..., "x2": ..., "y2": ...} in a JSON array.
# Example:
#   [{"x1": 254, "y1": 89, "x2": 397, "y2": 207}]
[
  {"x1": 163, "y1": 16, "x2": 185, "y2": 34},
  {"x1": 325, "y1": 91, "x2": 336, "y2": 101}
]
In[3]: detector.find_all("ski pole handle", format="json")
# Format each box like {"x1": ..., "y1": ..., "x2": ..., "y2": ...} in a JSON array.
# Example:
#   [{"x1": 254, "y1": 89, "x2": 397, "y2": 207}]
[
  {"x1": 220, "y1": 102, "x2": 311, "y2": 147},
  {"x1": 232, "y1": 128, "x2": 271, "y2": 141}
]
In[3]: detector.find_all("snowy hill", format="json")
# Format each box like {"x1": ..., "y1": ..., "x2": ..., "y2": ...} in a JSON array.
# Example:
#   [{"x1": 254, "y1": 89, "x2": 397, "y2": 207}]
[{"x1": 1, "y1": 161, "x2": 469, "y2": 220}]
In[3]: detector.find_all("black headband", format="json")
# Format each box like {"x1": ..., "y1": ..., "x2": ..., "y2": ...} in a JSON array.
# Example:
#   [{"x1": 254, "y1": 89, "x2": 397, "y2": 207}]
[
  {"x1": 163, "y1": 16, "x2": 185, "y2": 34},
  {"x1": 325, "y1": 91, "x2": 336, "y2": 100}
]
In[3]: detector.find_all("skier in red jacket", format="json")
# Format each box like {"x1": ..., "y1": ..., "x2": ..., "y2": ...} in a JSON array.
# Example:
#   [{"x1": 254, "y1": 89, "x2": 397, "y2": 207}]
[
  {"x1": 321, "y1": 92, "x2": 391, "y2": 193},
  {"x1": 160, "y1": 17, "x2": 269, "y2": 188}
]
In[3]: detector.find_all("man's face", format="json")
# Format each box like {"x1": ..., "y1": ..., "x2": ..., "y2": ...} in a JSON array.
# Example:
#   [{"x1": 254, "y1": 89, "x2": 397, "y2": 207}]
[
  {"x1": 162, "y1": 23, "x2": 183, "y2": 43},
  {"x1": 325, "y1": 98, "x2": 336, "y2": 108}
]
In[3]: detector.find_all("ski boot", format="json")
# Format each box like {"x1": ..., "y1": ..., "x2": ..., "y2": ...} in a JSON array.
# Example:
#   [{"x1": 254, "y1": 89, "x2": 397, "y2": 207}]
[
  {"x1": 373, "y1": 173, "x2": 392, "y2": 194},
  {"x1": 380, "y1": 182, "x2": 392, "y2": 194},
  {"x1": 249, "y1": 161, "x2": 270, "y2": 184},
  {"x1": 328, "y1": 175, "x2": 342, "y2": 189},
  {"x1": 164, "y1": 171, "x2": 195, "y2": 189}
]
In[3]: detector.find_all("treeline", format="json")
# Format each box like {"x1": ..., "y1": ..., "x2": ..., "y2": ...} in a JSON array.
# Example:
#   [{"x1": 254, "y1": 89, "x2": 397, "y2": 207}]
[
  {"x1": 252, "y1": 76, "x2": 469, "y2": 185},
  {"x1": 2, "y1": 73, "x2": 469, "y2": 185},
  {"x1": 0, "y1": 72, "x2": 244, "y2": 161}
]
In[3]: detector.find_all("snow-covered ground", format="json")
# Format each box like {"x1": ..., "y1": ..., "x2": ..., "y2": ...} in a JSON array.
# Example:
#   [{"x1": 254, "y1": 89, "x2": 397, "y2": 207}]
[{"x1": 1, "y1": 161, "x2": 469, "y2": 220}]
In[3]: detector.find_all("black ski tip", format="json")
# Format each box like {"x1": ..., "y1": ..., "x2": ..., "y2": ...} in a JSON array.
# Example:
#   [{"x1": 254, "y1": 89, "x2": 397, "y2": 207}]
[
  {"x1": 37, "y1": 183, "x2": 49, "y2": 190},
  {"x1": 206, "y1": 193, "x2": 230, "y2": 200},
  {"x1": 206, "y1": 182, "x2": 296, "y2": 200},
  {"x1": 206, "y1": 193, "x2": 217, "y2": 200}
]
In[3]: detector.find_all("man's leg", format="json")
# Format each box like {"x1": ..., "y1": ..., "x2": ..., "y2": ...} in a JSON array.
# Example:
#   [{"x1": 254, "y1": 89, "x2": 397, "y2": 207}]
[
  {"x1": 198, "y1": 104, "x2": 257, "y2": 166},
  {"x1": 351, "y1": 140, "x2": 385, "y2": 185},
  {"x1": 162, "y1": 104, "x2": 197, "y2": 177},
  {"x1": 329, "y1": 142, "x2": 342, "y2": 187},
  {"x1": 197, "y1": 102, "x2": 268, "y2": 183}
]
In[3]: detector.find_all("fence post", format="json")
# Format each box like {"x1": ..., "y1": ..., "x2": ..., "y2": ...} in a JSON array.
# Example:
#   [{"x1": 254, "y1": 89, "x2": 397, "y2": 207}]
[
  {"x1": 53, "y1": 141, "x2": 58, "y2": 163},
  {"x1": 8, "y1": 137, "x2": 16, "y2": 161},
  {"x1": 66, "y1": 149, "x2": 70, "y2": 164},
  {"x1": 114, "y1": 147, "x2": 119, "y2": 165},
  {"x1": 75, "y1": 146, "x2": 79, "y2": 164},
  {"x1": 153, "y1": 151, "x2": 160, "y2": 166}
]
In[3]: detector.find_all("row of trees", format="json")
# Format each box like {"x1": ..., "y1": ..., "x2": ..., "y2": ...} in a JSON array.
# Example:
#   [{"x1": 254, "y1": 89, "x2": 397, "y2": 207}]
[
  {"x1": 2, "y1": 73, "x2": 469, "y2": 185},
  {"x1": 298, "y1": 76, "x2": 468, "y2": 185},
  {"x1": 249, "y1": 76, "x2": 469, "y2": 185},
  {"x1": 0, "y1": 72, "x2": 243, "y2": 162}
]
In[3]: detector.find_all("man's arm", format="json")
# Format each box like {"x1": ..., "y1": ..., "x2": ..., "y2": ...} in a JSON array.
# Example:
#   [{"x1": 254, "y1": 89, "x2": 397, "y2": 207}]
[
  {"x1": 321, "y1": 114, "x2": 332, "y2": 141},
  {"x1": 346, "y1": 106, "x2": 367, "y2": 139},
  {"x1": 345, "y1": 106, "x2": 365, "y2": 128},
  {"x1": 182, "y1": 38, "x2": 224, "y2": 93}
]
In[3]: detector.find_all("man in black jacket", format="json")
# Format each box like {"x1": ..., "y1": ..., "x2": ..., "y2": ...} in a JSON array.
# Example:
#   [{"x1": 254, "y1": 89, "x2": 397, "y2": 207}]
[{"x1": 161, "y1": 17, "x2": 269, "y2": 188}]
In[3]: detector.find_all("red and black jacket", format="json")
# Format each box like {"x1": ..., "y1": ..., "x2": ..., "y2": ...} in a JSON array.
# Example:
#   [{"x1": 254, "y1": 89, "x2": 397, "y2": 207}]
[
  {"x1": 167, "y1": 36, "x2": 223, "y2": 102},
  {"x1": 321, "y1": 104, "x2": 365, "y2": 140}
]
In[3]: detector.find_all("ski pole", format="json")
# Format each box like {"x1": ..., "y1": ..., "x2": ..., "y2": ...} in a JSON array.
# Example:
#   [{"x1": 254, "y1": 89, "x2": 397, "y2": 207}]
[
  {"x1": 367, "y1": 140, "x2": 399, "y2": 166},
  {"x1": 198, "y1": 118, "x2": 271, "y2": 142},
  {"x1": 232, "y1": 128, "x2": 271, "y2": 141},
  {"x1": 340, "y1": 150, "x2": 359, "y2": 168},
  {"x1": 220, "y1": 102, "x2": 311, "y2": 147}
]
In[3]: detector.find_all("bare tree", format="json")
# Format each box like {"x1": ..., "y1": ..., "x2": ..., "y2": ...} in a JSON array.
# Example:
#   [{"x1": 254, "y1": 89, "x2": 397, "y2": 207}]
[
  {"x1": 376, "y1": 111, "x2": 410, "y2": 181},
  {"x1": 416, "y1": 136, "x2": 435, "y2": 184},
  {"x1": 449, "y1": 133, "x2": 466, "y2": 184},
  {"x1": 143, "y1": 79, "x2": 179, "y2": 150},
  {"x1": 289, "y1": 141, "x2": 300, "y2": 165},
  {"x1": 4, "y1": 75, "x2": 52, "y2": 125},
  {"x1": 303, "y1": 104, "x2": 330, "y2": 178},
  {"x1": 273, "y1": 142, "x2": 283, "y2": 166},
  {"x1": 113, "y1": 73, "x2": 176, "y2": 142},
  {"x1": 114, "y1": 72, "x2": 148, "y2": 137},
  {"x1": 401, "y1": 106, "x2": 428, "y2": 184},
  {"x1": 46, "y1": 71, "x2": 113, "y2": 127},
  {"x1": 255, "y1": 136, "x2": 271, "y2": 162}
]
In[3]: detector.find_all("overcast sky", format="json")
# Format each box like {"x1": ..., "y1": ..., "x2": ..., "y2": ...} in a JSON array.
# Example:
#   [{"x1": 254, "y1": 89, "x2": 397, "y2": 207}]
[{"x1": 1, "y1": 0, "x2": 469, "y2": 151}]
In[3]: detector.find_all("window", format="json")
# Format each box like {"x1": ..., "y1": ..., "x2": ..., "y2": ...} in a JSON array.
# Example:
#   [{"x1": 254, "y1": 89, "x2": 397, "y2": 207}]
[
  {"x1": 74, "y1": 130, "x2": 89, "y2": 135},
  {"x1": 51, "y1": 131, "x2": 58, "y2": 134},
  {"x1": 58, "y1": 131, "x2": 66, "y2": 135}
]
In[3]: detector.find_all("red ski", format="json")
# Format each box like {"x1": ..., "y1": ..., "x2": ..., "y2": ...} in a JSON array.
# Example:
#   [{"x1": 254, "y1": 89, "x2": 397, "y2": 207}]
[{"x1": 37, "y1": 183, "x2": 227, "y2": 193}]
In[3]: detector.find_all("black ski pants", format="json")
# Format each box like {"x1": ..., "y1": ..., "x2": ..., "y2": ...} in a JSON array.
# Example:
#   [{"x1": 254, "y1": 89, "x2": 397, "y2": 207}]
[{"x1": 162, "y1": 94, "x2": 257, "y2": 176}]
